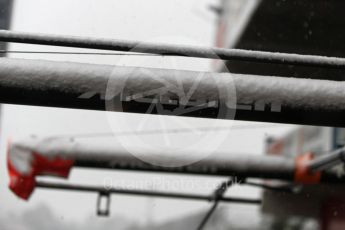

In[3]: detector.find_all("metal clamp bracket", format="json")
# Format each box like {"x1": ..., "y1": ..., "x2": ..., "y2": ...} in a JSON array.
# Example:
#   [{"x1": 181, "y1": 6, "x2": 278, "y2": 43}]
[{"x1": 97, "y1": 192, "x2": 111, "y2": 217}]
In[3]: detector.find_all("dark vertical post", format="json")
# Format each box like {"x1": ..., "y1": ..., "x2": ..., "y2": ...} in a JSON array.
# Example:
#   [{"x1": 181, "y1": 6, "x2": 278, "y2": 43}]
[{"x1": 0, "y1": 0, "x2": 12, "y2": 56}]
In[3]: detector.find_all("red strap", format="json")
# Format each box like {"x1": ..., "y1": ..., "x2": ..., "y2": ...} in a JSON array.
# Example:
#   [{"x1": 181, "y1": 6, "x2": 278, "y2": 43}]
[
  {"x1": 294, "y1": 152, "x2": 321, "y2": 184},
  {"x1": 8, "y1": 152, "x2": 74, "y2": 200}
]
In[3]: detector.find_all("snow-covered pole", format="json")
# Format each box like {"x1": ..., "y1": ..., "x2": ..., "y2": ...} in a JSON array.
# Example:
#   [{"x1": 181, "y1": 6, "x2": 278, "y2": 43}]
[
  {"x1": 5, "y1": 135, "x2": 293, "y2": 200},
  {"x1": 2, "y1": 58, "x2": 345, "y2": 126},
  {"x1": 75, "y1": 153, "x2": 296, "y2": 180},
  {"x1": 74, "y1": 153, "x2": 345, "y2": 184},
  {"x1": 1, "y1": 30, "x2": 345, "y2": 69},
  {"x1": 8, "y1": 136, "x2": 345, "y2": 199}
]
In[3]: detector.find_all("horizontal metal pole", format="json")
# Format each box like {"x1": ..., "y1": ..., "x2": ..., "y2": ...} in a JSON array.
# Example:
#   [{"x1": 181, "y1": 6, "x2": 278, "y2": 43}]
[
  {"x1": 9, "y1": 136, "x2": 345, "y2": 183},
  {"x1": 8, "y1": 137, "x2": 345, "y2": 183},
  {"x1": 9, "y1": 136, "x2": 295, "y2": 181},
  {"x1": 75, "y1": 155, "x2": 295, "y2": 181},
  {"x1": 2, "y1": 58, "x2": 345, "y2": 126},
  {"x1": 308, "y1": 148, "x2": 345, "y2": 172},
  {"x1": 76, "y1": 156, "x2": 345, "y2": 184},
  {"x1": 1, "y1": 30, "x2": 345, "y2": 69},
  {"x1": 36, "y1": 181, "x2": 261, "y2": 205}
]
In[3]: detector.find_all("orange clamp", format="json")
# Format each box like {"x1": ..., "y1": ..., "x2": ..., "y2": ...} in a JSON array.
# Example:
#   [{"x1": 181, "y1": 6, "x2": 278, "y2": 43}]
[{"x1": 294, "y1": 152, "x2": 321, "y2": 184}]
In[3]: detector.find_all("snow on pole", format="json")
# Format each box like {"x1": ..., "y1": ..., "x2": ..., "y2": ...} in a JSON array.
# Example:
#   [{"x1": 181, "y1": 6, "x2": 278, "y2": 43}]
[
  {"x1": 7, "y1": 136, "x2": 345, "y2": 200},
  {"x1": 1, "y1": 29, "x2": 345, "y2": 69},
  {"x1": 1, "y1": 58, "x2": 345, "y2": 126},
  {"x1": 7, "y1": 136, "x2": 295, "y2": 199}
]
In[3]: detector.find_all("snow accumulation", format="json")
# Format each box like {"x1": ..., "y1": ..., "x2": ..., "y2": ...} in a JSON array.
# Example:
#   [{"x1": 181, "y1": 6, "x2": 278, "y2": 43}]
[
  {"x1": 7, "y1": 135, "x2": 294, "y2": 200},
  {"x1": 0, "y1": 58, "x2": 345, "y2": 111},
  {"x1": 3, "y1": 57, "x2": 345, "y2": 199}
]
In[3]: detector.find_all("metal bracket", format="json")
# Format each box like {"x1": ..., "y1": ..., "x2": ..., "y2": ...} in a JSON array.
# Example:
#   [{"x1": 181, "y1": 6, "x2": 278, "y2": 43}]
[{"x1": 97, "y1": 192, "x2": 111, "y2": 217}]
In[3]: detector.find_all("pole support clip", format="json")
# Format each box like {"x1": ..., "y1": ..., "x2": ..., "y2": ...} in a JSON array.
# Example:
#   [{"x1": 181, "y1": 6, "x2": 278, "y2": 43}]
[{"x1": 97, "y1": 191, "x2": 111, "y2": 217}]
